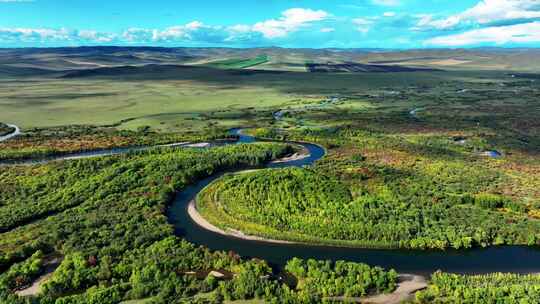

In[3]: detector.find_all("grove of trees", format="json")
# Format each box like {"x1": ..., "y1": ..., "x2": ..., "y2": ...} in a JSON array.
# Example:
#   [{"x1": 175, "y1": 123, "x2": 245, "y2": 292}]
[
  {"x1": 198, "y1": 164, "x2": 540, "y2": 250},
  {"x1": 416, "y1": 272, "x2": 540, "y2": 303}
]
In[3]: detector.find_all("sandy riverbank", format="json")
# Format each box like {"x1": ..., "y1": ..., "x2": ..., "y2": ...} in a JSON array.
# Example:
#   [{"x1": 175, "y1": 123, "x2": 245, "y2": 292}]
[
  {"x1": 187, "y1": 148, "x2": 311, "y2": 243},
  {"x1": 188, "y1": 199, "x2": 428, "y2": 303},
  {"x1": 187, "y1": 199, "x2": 295, "y2": 244},
  {"x1": 270, "y1": 151, "x2": 310, "y2": 164},
  {"x1": 328, "y1": 274, "x2": 427, "y2": 304}
]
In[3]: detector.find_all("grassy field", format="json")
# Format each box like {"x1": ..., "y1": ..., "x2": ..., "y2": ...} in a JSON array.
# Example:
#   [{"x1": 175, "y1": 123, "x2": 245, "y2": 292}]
[
  {"x1": 0, "y1": 66, "x2": 507, "y2": 133},
  {"x1": 207, "y1": 55, "x2": 269, "y2": 69},
  {"x1": 0, "y1": 76, "x2": 290, "y2": 132}
]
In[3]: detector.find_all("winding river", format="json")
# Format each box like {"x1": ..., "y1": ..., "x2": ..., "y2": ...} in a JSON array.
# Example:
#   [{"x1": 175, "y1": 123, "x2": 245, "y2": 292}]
[
  {"x1": 3, "y1": 125, "x2": 540, "y2": 275},
  {"x1": 0, "y1": 124, "x2": 20, "y2": 142},
  {"x1": 168, "y1": 129, "x2": 540, "y2": 276}
]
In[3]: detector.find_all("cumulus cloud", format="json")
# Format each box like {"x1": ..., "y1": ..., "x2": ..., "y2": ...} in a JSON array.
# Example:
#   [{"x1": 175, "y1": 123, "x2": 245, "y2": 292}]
[
  {"x1": 0, "y1": 27, "x2": 71, "y2": 42},
  {"x1": 425, "y1": 21, "x2": 540, "y2": 46},
  {"x1": 0, "y1": 8, "x2": 331, "y2": 46},
  {"x1": 252, "y1": 8, "x2": 329, "y2": 38},
  {"x1": 460, "y1": 0, "x2": 540, "y2": 24},
  {"x1": 121, "y1": 28, "x2": 154, "y2": 42},
  {"x1": 383, "y1": 12, "x2": 396, "y2": 17},
  {"x1": 78, "y1": 30, "x2": 116, "y2": 43},
  {"x1": 415, "y1": 0, "x2": 540, "y2": 30},
  {"x1": 352, "y1": 17, "x2": 374, "y2": 34}
]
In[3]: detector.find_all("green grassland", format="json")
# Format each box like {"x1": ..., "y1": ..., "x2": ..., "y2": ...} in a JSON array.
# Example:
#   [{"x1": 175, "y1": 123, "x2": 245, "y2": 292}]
[
  {"x1": 207, "y1": 55, "x2": 269, "y2": 69},
  {"x1": 0, "y1": 65, "x2": 511, "y2": 133},
  {"x1": 0, "y1": 75, "x2": 291, "y2": 132}
]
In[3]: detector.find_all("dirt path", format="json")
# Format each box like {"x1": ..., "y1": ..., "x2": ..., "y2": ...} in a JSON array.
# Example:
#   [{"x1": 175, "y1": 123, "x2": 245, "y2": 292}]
[
  {"x1": 15, "y1": 257, "x2": 62, "y2": 297},
  {"x1": 0, "y1": 124, "x2": 20, "y2": 142},
  {"x1": 328, "y1": 274, "x2": 427, "y2": 304}
]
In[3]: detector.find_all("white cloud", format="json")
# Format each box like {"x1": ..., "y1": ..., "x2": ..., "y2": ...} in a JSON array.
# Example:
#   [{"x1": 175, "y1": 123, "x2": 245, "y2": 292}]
[
  {"x1": 0, "y1": 27, "x2": 71, "y2": 42},
  {"x1": 78, "y1": 30, "x2": 116, "y2": 43},
  {"x1": 425, "y1": 21, "x2": 540, "y2": 46},
  {"x1": 414, "y1": 14, "x2": 461, "y2": 30},
  {"x1": 0, "y1": 8, "x2": 332, "y2": 45},
  {"x1": 460, "y1": 0, "x2": 540, "y2": 24},
  {"x1": 184, "y1": 21, "x2": 204, "y2": 30},
  {"x1": 154, "y1": 26, "x2": 188, "y2": 40},
  {"x1": 148, "y1": 21, "x2": 225, "y2": 42},
  {"x1": 416, "y1": 0, "x2": 540, "y2": 30},
  {"x1": 352, "y1": 18, "x2": 374, "y2": 34},
  {"x1": 122, "y1": 28, "x2": 153, "y2": 42},
  {"x1": 383, "y1": 12, "x2": 396, "y2": 17},
  {"x1": 227, "y1": 24, "x2": 251, "y2": 33},
  {"x1": 371, "y1": 0, "x2": 399, "y2": 7},
  {"x1": 252, "y1": 8, "x2": 329, "y2": 38}
]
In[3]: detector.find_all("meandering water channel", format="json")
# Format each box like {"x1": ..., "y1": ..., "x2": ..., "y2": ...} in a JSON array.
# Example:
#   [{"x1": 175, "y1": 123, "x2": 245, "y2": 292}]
[
  {"x1": 3, "y1": 125, "x2": 540, "y2": 275},
  {"x1": 0, "y1": 124, "x2": 20, "y2": 142},
  {"x1": 168, "y1": 129, "x2": 540, "y2": 276}
]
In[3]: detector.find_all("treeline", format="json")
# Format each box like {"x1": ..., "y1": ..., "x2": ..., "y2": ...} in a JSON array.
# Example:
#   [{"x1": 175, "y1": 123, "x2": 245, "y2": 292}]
[
  {"x1": 0, "y1": 125, "x2": 233, "y2": 161},
  {"x1": 0, "y1": 139, "x2": 402, "y2": 303},
  {"x1": 198, "y1": 167, "x2": 540, "y2": 249},
  {"x1": 0, "y1": 238, "x2": 398, "y2": 303},
  {"x1": 285, "y1": 258, "x2": 397, "y2": 298},
  {"x1": 0, "y1": 142, "x2": 291, "y2": 266},
  {"x1": 415, "y1": 272, "x2": 540, "y2": 303},
  {"x1": 238, "y1": 125, "x2": 540, "y2": 250},
  {"x1": 0, "y1": 142, "x2": 297, "y2": 303}
]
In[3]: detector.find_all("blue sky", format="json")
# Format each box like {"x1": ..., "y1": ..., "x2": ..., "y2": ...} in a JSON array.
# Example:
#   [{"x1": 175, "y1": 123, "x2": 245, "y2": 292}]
[{"x1": 1, "y1": 0, "x2": 539, "y2": 48}]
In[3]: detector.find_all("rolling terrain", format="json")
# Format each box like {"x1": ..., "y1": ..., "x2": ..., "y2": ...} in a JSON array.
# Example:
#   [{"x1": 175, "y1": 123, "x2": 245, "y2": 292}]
[{"x1": 1, "y1": 47, "x2": 540, "y2": 303}]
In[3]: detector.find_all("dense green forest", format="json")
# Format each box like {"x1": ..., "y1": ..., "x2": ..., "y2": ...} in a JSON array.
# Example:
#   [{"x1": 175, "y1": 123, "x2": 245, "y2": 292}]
[
  {"x1": 285, "y1": 258, "x2": 397, "y2": 298},
  {"x1": 198, "y1": 165, "x2": 540, "y2": 249},
  {"x1": 416, "y1": 272, "x2": 540, "y2": 303},
  {"x1": 2, "y1": 67, "x2": 540, "y2": 302},
  {"x1": 0, "y1": 142, "x2": 400, "y2": 303}
]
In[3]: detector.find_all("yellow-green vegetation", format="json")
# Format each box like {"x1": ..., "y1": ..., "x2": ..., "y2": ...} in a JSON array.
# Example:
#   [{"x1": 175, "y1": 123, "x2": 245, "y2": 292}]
[
  {"x1": 0, "y1": 75, "x2": 292, "y2": 132},
  {"x1": 207, "y1": 74, "x2": 540, "y2": 250},
  {"x1": 0, "y1": 64, "x2": 481, "y2": 132},
  {"x1": 0, "y1": 125, "x2": 231, "y2": 161},
  {"x1": 415, "y1": 272, "x2": 540, "y2": 303},
  {"x1": 0, "y1": 143, "x2": 290, "y2": 302},
  {"x1": 3, "y1": 47, "x2": 540, "y2": 303},
  {"x1": 0, "y1": 141, "x2": 399, "y2": 304},
  {"x1": 285, "y1": 258, "x2": 398, "y2": 298},
  {"x1": 207, "y1": 55, "x2": 269, "y2": 69},
  {"x1": 198, "y1": 166, "x2": 540, "y2": 249}
]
